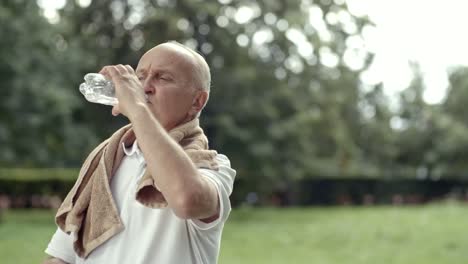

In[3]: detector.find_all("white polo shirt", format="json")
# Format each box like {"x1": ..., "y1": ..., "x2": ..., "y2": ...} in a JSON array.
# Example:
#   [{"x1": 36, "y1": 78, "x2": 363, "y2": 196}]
[{"x1": 45, "y1": 141, "x2": 236, "y2": 264}]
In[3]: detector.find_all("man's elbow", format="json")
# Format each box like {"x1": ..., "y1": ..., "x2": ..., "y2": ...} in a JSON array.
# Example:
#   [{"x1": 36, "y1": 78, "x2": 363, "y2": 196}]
[
  {"x1": 172, "y1": 191, "x2": 217, "y2": 220},
  {"x1": 172, "y1": 193, "x2": 201, "y2": 219}
]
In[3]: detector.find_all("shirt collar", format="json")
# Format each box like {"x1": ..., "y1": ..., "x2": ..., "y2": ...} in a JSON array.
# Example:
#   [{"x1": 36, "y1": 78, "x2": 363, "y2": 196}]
[{"x1": 122, "y1": 140, "x2": 140, "y2": 156}]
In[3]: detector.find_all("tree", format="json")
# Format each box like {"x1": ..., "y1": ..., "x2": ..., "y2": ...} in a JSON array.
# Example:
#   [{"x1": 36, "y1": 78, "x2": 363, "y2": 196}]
[
  {"x1": 0, "y1": 0, "x2": 98, "y2": 167},
  {"x1": 2, "y1": 0, "x2": 381, "y2": 197}
]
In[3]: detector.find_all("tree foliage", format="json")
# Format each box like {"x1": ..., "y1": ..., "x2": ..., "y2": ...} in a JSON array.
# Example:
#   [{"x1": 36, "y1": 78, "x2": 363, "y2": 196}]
[{"x1": 2, "y1": 0, "x2": 468, "y2": 197}]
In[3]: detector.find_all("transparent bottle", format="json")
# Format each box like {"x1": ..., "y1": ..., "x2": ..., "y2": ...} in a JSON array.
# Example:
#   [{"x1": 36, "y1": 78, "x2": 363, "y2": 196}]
[{"x1": 79, "y1": 73, "x2": 118, "y2": 106}]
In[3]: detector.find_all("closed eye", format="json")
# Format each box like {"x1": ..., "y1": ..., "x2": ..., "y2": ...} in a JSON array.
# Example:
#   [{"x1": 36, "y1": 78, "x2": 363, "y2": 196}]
[{"x1": 159, "y1": 76, "x2": 172, "y2": 82}]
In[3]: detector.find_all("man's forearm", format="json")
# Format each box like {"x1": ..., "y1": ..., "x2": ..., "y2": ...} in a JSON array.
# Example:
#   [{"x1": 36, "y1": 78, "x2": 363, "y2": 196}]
[{"x1": 129, "y1": 104, "x2": 218, "y2": 219}]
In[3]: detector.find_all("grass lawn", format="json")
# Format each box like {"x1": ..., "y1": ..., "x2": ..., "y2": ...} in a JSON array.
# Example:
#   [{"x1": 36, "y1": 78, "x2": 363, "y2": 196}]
[{"x1": 0, "y1": 203, "x2": 466, "y2": 264}]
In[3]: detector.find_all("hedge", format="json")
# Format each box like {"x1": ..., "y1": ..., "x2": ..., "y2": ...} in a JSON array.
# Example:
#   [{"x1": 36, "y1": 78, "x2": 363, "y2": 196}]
[
  {"x1": 0, "y1": 169, "x2": 77, "y2": 194},
  {"x1": 1, "y1": 169, "x2": 468, "y2": 208},
  {"x1": 0, "y1": 168, "x2": 79, "y2": 181}
]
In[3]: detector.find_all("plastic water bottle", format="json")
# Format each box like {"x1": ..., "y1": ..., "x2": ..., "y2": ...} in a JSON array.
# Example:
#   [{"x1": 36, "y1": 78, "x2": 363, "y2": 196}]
[{"x1": 79, "y1": 73, "x2": 118, "y2": 106}]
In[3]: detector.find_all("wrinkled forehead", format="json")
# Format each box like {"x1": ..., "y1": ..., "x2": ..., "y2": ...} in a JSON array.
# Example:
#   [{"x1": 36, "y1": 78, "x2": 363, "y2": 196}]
[{"x1": 136, "y1": 44, "x2": 197, "y2": 79}]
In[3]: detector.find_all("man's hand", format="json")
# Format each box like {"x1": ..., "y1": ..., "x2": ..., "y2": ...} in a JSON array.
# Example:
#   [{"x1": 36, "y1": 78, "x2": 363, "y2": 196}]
[
  {"x1": 99, "y1": 64, "x2": 147, "y2": 120},
  {"x1": 42, "y1": 256, "x2": 69, "y2": 264}
]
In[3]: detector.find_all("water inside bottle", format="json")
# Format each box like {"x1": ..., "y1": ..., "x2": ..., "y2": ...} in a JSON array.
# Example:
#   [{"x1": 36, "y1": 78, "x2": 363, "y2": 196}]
[{"x1": 79, "y1": 73, "x2": 118, "y2": 106}]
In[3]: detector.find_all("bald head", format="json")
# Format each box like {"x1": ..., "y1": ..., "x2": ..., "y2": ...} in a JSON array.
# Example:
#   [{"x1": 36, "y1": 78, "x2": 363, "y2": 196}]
[
  {"x1": 139, "y1": 41, "x2": 210, "y2": 96},
  {"x1": 161, "y1": 41, "x2": 211, "y2": 93},
  {"x1": 135, "y1": 41, "x2": 211, "y2": 126},
  {"x1": 154, "y1": 41, "x2": 211, "y2": 117}
]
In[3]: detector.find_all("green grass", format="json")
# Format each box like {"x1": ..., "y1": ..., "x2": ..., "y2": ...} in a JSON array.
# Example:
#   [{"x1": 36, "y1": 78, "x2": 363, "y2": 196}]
[
  {"x1": 0, "y1": 203, "x2": 467, "y2": 264},
  {"x1": 0, "y1": 209, "x2": 58, "y2": 264}
]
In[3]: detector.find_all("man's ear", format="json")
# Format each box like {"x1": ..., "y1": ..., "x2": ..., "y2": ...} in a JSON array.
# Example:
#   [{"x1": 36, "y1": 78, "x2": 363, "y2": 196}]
[{"x1": 189, "y1": 91, "x2": 209, "y2": 116}]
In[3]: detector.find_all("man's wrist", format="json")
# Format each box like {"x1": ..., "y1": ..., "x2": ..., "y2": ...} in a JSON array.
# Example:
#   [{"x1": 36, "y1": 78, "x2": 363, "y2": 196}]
[{"x1": 128, "y1": 102, "x2": 151, "y2": 122}]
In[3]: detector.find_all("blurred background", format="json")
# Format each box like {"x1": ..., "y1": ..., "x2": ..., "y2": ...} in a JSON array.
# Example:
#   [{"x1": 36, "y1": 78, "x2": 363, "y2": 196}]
[{"x1": 0, "y1": 0, "x2": 467, "y2": 263}]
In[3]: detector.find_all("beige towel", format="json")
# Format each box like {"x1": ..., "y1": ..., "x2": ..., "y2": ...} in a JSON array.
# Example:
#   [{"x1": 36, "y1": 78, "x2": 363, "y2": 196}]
[{"x1": 55, "y1": 118, "x2": 218, "y2": 258}]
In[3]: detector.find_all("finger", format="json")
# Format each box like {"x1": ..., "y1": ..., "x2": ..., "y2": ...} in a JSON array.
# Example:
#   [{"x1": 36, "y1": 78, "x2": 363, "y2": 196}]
[
  {"x1": 116, "y1": 64, "x2": 127, "y2": 74},
  {"x1": 106, "y1": 66, "x2": 121, "y2": 82},
  {"x1": 98, "y1": 66, "x2": 108, "y2": 75},
  {"x1": 112, "y1": 104, "x2": 121, "y2": 116},
  {"x1": 124, "y1": 65, "x2": 134, "y2": 73},
  {"x1": 99, "y1": 66, "x2": 108, "y2": 76},
  {"x1": 98, "y1": 66, "x2": 111, "y2": 78}
]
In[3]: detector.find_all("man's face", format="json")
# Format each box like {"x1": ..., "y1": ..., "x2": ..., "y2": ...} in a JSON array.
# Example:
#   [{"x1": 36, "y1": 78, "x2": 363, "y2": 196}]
[{"x1": 135, "y1": 44, "x2": 203, "y2": 130}]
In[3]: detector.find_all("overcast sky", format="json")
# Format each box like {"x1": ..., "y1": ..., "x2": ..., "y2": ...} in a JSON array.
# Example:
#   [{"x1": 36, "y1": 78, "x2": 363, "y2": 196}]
[{"x1": 348, "y1": 0, "x2": 468, "y2": 104}]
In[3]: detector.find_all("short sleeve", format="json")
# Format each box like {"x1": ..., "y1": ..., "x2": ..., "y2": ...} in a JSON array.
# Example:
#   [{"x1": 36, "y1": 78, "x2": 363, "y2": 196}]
[
  {"x1": 189, "y1": 154, "x2": 236, "y2": 230},
  {"x1": 45, "y1": 227, "x2": 76, "y2": 264}
]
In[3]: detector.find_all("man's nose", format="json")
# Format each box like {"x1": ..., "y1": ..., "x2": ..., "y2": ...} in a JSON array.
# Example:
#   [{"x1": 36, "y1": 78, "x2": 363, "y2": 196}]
[{"x1": 142, "y1": 78, "x2": 155, "y2": 94}]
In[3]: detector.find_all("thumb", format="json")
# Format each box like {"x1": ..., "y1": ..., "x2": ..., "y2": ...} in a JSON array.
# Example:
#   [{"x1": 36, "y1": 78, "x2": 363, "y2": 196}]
[{"x1": 112, "y1": 104, "x2": 121, "y2": 116}]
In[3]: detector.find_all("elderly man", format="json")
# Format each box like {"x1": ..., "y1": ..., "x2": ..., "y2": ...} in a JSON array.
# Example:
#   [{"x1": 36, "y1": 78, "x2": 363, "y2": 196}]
[{"x1": 43, "y1": 41, "x2": 236, "y2": 264}]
